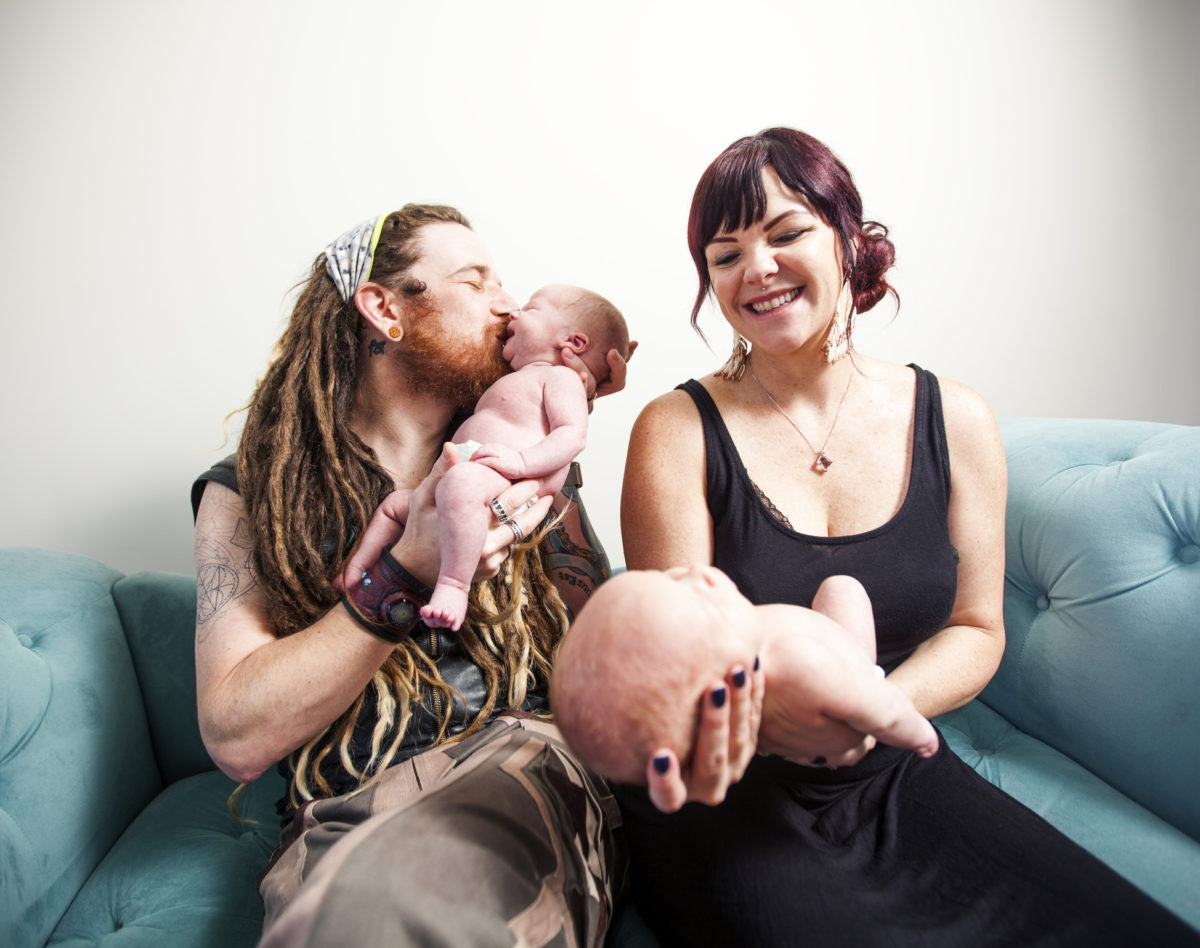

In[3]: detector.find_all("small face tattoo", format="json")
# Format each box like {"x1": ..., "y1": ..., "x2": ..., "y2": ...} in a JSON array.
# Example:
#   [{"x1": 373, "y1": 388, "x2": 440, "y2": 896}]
[{"x1": 368, "y1": 339, "x2": 387, "y2": 357}]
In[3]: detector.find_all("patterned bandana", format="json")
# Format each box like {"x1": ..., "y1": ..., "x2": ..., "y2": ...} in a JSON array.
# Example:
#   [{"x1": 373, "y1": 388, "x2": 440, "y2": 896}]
[{"x1": 324, "y1": 215, "x2": 388, "y2": 302}]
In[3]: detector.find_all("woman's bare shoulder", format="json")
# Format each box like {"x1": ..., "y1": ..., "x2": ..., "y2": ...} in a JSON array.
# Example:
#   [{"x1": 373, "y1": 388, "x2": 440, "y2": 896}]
[
  {"x1": 933, "y1": 373, "x2": 1001, "y2": 445},
  {"x1": 635, "y1": 385, "x2": 703, "y2": 423}
]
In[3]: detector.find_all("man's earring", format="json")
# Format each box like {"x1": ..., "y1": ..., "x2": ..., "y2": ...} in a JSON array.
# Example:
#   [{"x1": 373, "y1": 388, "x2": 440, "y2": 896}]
[
  {"x1": 716, "y1": 334, "x2": 751, "y2": 381},
  {"x1": 823, "y1": 279, "x2": 854, "y2": 364},
  {"x1": 388, "y1": 326, "x2": 402, "y2": 340}
]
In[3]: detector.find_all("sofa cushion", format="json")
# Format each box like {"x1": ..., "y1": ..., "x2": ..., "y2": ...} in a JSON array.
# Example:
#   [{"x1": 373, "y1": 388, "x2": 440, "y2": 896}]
[
  {"x1": 48, "y1": 769, "x2": 282, "y2": 947},
  {"x1": 0, "y1": 548, "x2": 162, "y2": 948},
  {"x1": 988, "y1": 417, "x2": 1200, "y2": 840},
  {"x1": 113, "y1": 570, "x2": 215, "y2": 784},
  {"x1": 938, "y1": 702, "x2": 1200, "y2": 930}
]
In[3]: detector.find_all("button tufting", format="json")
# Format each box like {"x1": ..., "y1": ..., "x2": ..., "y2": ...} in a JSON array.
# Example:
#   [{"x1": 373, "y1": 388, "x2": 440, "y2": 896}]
[
  {"x1": 1035, "y1": 595, "x2": 1050, "y2": 611},
  {"x1": 17, "y1": 633, "x2": 33, "y2": 648},
  {"x1": 1180, "y1": 544, "x2": 1200, "y2": 565}
]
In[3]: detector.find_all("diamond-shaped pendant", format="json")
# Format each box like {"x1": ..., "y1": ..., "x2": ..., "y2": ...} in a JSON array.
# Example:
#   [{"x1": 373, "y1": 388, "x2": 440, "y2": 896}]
[{"x1": 813, "y1": 453, "x2": 833, "y2": 473}]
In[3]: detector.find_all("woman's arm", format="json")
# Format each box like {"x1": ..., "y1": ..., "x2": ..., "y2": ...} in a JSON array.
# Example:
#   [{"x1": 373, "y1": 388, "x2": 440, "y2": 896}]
[
  {"x1": 621, "y1": 391, "x2": 763, "y2": 812},
  {"x1": 621, "y1": 390, "x2": 714, "y2": 571},
  {"x1": 884, "y1": 378, "x2": 1008, "y2": 717}
]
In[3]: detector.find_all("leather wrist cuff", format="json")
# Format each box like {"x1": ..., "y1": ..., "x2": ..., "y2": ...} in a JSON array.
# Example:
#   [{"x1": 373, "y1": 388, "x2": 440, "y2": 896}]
[{"x1": 341, "y1": 550, "x2": 435, "y2": 644}]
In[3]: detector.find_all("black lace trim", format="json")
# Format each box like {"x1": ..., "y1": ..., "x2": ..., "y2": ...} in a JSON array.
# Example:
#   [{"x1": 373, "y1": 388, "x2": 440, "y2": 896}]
[{"x1": 751, "y1": 480, "x2": 792, "y2": 529}]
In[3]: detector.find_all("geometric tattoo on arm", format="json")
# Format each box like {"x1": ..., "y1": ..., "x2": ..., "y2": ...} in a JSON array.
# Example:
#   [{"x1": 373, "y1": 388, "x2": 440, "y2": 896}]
[{"x1": 195, "y1": 515, "x2": 259, "y2": 630}]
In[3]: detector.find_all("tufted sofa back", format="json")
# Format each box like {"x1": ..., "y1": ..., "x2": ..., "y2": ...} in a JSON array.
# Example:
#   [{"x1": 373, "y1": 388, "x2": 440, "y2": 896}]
[
  {"x1": 987, "y1": 417, "x2": 1200, "y2": 841},
  {"x1": 0, "y1": 549, "x2": 165, "y2": 946},
  {"x1": 111, "y1": 570, "x2": 218, "y2": 784}
]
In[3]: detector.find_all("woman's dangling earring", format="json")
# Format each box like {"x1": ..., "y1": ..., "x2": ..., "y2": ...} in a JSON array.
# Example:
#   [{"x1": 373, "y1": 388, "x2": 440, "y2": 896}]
[
  {"x1": 823, "y1": 279, "x2": 854, "y2": 364},
  {"x1": 717, "y1": 334, "x2": 751, "y2": 381}
]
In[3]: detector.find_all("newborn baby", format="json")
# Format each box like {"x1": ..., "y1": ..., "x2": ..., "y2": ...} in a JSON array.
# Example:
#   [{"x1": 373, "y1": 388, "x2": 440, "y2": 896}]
[
  {"x1": 551, "y1": 566, "x2": 939, "y2": 784},
  {"x1": 353, "y1": 284, "x2": 630, "y2": 631}
]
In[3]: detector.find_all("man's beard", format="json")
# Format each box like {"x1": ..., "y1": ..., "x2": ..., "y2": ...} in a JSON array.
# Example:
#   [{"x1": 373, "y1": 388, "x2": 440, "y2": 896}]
[{"x1": 399, "y1": 317, "x2": 511, "y2": 413}]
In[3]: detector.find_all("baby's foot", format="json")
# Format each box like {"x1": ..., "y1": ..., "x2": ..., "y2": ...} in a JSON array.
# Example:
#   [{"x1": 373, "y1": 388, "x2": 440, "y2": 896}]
[{"x1": 421, "y1": 586, "x2": 469, "y2": 631}]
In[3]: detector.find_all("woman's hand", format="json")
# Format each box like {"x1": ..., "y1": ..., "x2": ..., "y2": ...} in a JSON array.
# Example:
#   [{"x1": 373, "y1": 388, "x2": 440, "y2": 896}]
[
  {"x1": 645, "y1": 658, "x2": 764, "y2": 813},
  {"x1": 387, "y1": 444, "x2": 554, "y2": 588}
]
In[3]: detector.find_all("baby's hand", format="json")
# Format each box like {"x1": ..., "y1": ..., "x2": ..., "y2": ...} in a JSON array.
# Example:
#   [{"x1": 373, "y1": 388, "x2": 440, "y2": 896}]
[{"x1": 471, "y1": 444, "x2": 526, "y2": 479}]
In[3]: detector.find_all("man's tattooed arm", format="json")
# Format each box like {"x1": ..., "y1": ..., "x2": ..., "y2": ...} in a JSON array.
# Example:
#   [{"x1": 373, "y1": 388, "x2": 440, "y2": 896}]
[
  {"x1": 542, "y1": 463, "x2": 612, "y2": 621},
  {"x1": 194, "y1": 485, "x2": 260, "y2": 637}
]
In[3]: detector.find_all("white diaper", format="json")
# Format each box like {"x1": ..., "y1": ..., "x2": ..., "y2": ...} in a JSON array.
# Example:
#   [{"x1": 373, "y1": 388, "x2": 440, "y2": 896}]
[{"x1": 456, "y1": 439, "x2": 482, "y2": 461}]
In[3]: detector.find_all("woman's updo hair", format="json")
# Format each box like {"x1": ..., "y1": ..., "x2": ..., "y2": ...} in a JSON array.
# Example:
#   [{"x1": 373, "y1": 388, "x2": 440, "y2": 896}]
[{"x1": 687, "y1": 127, "x2": 897, "y2": 333}]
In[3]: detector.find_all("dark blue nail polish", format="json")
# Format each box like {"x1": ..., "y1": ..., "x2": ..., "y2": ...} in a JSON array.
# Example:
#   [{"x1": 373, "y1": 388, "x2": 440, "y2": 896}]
[
  {"x1": 812, "y1": 756, "x2": 827, "y2": 766},
  {"x1": 732, "y1": 667, "x2": 747, "y2": 688},
  {"x1": 653, "y1": 754, "x2": 670, "y2": 775},
  {"x1": 753, "y1": 655, "x2": 761, "y2": 672},
  {"x1": 711, "y1": 685, "x2": 727, "y2": 709}
]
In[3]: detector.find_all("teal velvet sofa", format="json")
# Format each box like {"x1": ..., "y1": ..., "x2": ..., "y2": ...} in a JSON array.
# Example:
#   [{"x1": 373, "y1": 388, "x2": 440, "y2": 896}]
[
  {"x1": 3, "y1": 416, "x2": 1198, "y2": 946},
  {"x1": 0, "y1": 556, "x2": 285, "y2": 947},
  {"x1": 935, "y1": 417, "x2": 1200, "y2": 931}
]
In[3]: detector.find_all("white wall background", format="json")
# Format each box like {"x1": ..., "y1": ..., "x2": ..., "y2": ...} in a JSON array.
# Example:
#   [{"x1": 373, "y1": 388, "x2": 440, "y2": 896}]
[{"x1": 2, "y1": 0, "x2": 1197, "y2": 576}]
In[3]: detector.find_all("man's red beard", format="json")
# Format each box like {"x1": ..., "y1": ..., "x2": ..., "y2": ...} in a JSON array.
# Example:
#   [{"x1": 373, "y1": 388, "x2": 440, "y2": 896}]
[{"x1": 399, "y1": 316, "x2": 512, "y2": 413}]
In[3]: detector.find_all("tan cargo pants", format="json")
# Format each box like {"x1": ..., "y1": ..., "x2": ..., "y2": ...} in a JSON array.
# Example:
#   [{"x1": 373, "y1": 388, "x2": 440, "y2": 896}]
[{"x1": 258, "y1": 712, "x2": 625, "y2": 948}]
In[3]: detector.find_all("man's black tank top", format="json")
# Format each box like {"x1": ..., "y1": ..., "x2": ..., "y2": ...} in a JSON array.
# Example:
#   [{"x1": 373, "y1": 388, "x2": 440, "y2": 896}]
[{"x1": 678, "y1": 363, "x2": 957, "y2": 670}]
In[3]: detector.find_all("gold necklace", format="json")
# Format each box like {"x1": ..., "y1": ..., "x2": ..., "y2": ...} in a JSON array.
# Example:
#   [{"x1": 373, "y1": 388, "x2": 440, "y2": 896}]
[{"x1": 747, "y1": 360, "x2": 854, "y2": 474}]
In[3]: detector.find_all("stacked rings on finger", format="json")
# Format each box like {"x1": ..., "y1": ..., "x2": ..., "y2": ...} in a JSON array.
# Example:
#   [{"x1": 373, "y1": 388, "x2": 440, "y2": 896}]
[
  {"x1": 507, "y1": 519, "x2": 526, "y2": 544},
  {"x1": 490, "y1": 497, "x2": 511, "y2": 523}
]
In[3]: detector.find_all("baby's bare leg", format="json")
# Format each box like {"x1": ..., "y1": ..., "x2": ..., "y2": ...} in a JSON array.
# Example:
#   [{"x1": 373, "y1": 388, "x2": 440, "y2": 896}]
[
  {"x1": 837, "y1": 674, "x2": 940, "y2": 757},
  {"x1": 810, "y1": 575, "x2": 876, "y2": 661},
  {"x1": 424, "y1": 463, "x2": 513, "y2": 631},
  {"x1": 811, "y1": 577, "x2": 938, "y2": 756}
]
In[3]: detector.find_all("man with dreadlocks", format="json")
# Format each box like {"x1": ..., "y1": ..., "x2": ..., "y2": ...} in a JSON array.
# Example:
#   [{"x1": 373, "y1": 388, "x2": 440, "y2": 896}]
[{"x1": 191, "y1": 206, "x2": 763, "y2": 946}]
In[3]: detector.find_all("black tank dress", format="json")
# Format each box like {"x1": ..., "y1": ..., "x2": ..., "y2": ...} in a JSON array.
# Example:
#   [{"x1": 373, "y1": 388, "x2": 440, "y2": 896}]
[{"x1": 613, "y1": 366, "x2": 1198, "y2": 947}]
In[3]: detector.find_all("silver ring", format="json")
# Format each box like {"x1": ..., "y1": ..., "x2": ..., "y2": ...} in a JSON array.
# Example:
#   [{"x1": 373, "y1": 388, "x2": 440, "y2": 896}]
[
  {"x1": 506, "y1": 519, "x2": 526, "y2": 544},
  {"x1": 490, "y1": 497, "x2": 511, "y2": 523}
]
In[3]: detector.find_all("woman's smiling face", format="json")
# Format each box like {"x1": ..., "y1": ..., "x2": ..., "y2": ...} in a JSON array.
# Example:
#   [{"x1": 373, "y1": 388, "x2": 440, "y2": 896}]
[{"x1": 703, "y1": 166, "x2": 846, "y2": 359}]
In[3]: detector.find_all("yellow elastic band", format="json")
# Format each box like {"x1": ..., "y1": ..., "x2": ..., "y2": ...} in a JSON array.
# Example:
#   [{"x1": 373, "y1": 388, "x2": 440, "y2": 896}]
[{"x1": 365, "y1": 213, "x2": 388, "y2": 283}]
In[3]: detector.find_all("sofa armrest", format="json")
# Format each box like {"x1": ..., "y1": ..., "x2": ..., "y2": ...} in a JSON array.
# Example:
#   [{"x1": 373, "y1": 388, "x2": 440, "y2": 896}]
[
  {"x1": 0, "y1": 548, "x2": 162, "y2": 948},
  {"x1": 988, "y1": 417, "x2": 1200, "y2": 840}
]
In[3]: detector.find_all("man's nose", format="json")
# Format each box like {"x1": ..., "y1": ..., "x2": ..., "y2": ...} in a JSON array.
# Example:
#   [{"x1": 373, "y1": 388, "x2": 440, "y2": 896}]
[{"x1": 492, "y1": 289, "x2": 520, "y2": 315}]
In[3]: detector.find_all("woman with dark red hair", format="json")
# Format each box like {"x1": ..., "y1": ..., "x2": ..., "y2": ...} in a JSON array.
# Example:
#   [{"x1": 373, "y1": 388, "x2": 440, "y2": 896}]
[{"x1": 617, "y1": 128, "x2": 1197, "y2": 945}]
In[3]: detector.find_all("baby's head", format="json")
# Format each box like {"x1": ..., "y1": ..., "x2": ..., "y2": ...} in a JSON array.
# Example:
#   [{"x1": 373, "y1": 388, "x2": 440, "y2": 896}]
[
  {"x1": 551, "y1": 566, "x2": 759, "y2": 785},
  {"x1": 508, "y1": 284, "x2": 630, "y2": 384}
]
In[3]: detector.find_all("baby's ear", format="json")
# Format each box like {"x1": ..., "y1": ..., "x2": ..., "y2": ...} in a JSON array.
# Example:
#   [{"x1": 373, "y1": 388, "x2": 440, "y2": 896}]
[{"x1": 563, "y1": 331, "x2": 589, "y2": 355}]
